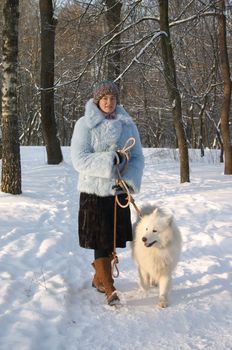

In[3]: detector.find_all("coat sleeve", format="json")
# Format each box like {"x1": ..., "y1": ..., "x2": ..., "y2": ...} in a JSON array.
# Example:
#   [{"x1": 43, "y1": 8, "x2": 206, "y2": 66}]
[
  {"x1": 71, "y1": 117, "x2": 117, "y2": 179},
  {"x1": 121, "y1": 123, "x2": 144, "y2": 193}
]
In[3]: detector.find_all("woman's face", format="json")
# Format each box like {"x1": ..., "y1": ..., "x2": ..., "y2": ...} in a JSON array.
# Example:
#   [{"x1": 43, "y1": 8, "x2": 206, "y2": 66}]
[{"x1": 98, "y1": 94, "x2": 117, "y2": 114}]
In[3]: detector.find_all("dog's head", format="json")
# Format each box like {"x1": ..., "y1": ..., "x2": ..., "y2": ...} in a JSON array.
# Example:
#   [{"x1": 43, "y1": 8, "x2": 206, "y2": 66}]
[{"x1": 137, "y1": 207, "x2": 173, "y2": 248}]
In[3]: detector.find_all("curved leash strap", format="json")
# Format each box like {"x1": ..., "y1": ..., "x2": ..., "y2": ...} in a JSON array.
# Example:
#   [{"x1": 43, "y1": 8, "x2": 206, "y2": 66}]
[
  {"x1": 115, "y1": 178, "x2": 141, "y2": 218},
  {"x1": 121, "y1": 137, "x2": 136, "y2": 154},
  {"x1": 117, "y1": 179, "x2": 142, "y2": 218}
]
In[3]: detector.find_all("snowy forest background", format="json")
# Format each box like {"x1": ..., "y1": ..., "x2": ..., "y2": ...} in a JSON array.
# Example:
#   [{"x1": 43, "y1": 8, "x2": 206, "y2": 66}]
[
  {"x1": 0, "y1": 0, "x2": 232, "y2": 146},
  {"x1": 0, "y1": 2, "x2": 232, "y2": 348},
  {"x1": 0, "y1": 0, "x2": 232, "y2": 194}
]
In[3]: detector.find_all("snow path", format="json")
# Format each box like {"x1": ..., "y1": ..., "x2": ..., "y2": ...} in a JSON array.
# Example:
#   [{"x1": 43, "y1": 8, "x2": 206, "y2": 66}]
[{"x1": 0, "y1": 147, "x2": 232, "y2": 350}]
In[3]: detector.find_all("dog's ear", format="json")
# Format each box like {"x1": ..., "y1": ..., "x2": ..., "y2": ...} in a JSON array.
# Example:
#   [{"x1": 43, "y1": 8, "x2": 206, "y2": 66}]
[
  {"x1": 152, "y1": 208, "x2": 160, "y2": 220},
  {"x1": 166, "y1": 213, "x2": 173, "y2": 225},
  {"x1": 153, "y1": 208, "x2": 159, "y2": 215}
]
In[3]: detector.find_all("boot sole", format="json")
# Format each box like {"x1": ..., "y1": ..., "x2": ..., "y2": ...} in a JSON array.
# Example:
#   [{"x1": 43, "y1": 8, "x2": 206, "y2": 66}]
[
  {"x1": 107, "y1": 292, "x2": 120, "y2": 306},
  {"x1": 108, "y1": 297, "x2": 121, "y2": 306}
]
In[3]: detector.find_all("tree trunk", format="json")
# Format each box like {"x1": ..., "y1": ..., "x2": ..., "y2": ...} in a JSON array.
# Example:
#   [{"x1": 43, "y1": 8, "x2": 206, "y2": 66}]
[
  {"x1": 198, "y1": 98, "x2": 207, "y2": 157},
  {"x1": 158, "y1": 0, "x2": 190, "y2": 183},
  {"x1": 218, "y1": 0, "x2": 232, "y2": 174},
  {"x1": 105, "y1": 0, "x2": 122, "y2": 82},
  {"x1": 189, "y1": 106, "x2": 197, "y2": 149},
  {"x1": 1, "y1": 0, "x2": 21, "y2": 194},
  {"x1": 0, "y1": 0, "x2": 4, "y2": 160},
  {"x1": 39, "y1": 0, "x2": 63, "y2": 164}
]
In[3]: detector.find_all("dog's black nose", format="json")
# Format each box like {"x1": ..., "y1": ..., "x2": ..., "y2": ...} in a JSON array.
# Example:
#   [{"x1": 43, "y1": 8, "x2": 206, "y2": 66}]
[{"x1": 142, "y1": 237, "x2": 147, "y2": 242}]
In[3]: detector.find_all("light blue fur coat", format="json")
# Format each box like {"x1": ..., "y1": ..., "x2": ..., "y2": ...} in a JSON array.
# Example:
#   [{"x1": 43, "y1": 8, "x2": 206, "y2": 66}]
[{"x1": 71, "y1": 99, "x2": 144, "y2": 197}]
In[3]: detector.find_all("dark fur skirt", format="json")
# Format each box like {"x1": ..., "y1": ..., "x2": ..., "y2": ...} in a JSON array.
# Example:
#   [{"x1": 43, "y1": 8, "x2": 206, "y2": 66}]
[{"x1": 78, "y1": 192, "x2": 133, "y2": 251}]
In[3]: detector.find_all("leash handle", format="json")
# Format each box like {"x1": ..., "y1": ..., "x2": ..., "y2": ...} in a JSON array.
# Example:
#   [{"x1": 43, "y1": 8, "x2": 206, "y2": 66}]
[
  {"x1": 117, "y1": 137, "x2": 136, "y2": 175},
  {"x1": 120, "y1": 137, "x2": 135, "y2": 153}
]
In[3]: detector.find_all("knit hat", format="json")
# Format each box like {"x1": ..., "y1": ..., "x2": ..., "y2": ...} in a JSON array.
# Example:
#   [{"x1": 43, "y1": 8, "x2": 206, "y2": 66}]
[{"x1": 93, "y1": 80, "x2": 119, "y2": 104}]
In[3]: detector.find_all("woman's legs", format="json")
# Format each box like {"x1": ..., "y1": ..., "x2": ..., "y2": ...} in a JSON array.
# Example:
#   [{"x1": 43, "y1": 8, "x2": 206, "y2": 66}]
[{"x1": 94, "y1": 248, "x2": 110, "y2": 260}]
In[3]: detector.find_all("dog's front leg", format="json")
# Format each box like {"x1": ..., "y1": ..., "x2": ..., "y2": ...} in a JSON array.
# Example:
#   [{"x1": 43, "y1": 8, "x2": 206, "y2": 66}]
[
  {"x1": 158, "y1": 274, "x2": 171, "y2": 308},
  {"x1": 138, "y1": 267, "x2": 150, "y2": 290}
]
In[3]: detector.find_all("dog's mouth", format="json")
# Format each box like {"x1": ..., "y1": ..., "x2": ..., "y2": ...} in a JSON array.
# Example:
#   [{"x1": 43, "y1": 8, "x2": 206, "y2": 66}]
[{"x1": 144, "y1": 240, "x2": 157, "y2": 248}]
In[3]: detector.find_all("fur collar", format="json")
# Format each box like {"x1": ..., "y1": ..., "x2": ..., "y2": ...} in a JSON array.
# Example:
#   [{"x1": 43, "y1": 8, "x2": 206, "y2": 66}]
[{"x1": 84, "y1": 98, "x2": 133, "y2": 129}]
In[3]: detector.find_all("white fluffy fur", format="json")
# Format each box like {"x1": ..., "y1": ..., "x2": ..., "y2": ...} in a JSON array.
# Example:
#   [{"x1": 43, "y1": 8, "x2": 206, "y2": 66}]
[{"x1": 132, "y1": 206, "x2": 182, "y2": 308}]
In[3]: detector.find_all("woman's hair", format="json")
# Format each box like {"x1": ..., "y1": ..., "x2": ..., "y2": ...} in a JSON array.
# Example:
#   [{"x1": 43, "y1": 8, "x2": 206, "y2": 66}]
[{"x1": 93, "y1": 80, "x2": 119, "y2": 104}]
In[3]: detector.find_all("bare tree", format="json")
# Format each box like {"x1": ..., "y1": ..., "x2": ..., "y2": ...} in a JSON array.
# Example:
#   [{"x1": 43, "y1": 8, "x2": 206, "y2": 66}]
[
  {"x1": 18, "y1": 0, "x2": 42, "y2": 146},
  {"x1": 105, "y1": 0, "x2": 122, "y2": 82},
  {"x1": 217, "y1": 0, "x2": 232, "y2": 174},
  {"x1": 0, "y1": 127, "x2": 2, "y2": 160},
  {"x1": 1, "y1": 0, "x2": 21, "y2": 194},
  {"x1": 158, "y1": 0, "x2": 190, "y2": 183},
  {"x1": 0, "y1": 0, "x2": 3, "y2": 159},
  {"x1": 39, "y1": 0, "x2": 63, "y2": 164}
]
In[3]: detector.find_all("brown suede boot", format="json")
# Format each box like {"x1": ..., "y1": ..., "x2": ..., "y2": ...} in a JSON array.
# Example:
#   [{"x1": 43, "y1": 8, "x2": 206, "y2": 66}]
[
  {"x1": 94, "y1": 257, "x2": 120, "y2": 306},
  {"x1": 91, "y1": 261, "x2": 105, "y2": 293}
]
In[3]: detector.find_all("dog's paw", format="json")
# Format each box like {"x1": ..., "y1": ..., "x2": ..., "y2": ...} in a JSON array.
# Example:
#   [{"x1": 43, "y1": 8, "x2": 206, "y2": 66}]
[{"x1": 158, "y1": 297, "x2": 168, "y2": 308}]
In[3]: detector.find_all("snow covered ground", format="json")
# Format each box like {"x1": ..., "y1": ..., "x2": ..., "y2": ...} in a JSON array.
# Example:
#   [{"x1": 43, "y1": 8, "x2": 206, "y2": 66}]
[{"x1": 0, "y1": 147, "x2": 232, "y2": 350}]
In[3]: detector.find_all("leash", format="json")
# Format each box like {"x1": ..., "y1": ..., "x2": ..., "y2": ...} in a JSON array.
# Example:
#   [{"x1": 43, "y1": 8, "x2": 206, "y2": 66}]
[
  {"x1": 111, "y1": 137, "x2": 142, "y2": 278},
  {"x1": 112, "y1": 198, "x2": 119, "y2": 278},
  {"x1": 115, "y1": 178, "x2": 142, "y2": 217}
]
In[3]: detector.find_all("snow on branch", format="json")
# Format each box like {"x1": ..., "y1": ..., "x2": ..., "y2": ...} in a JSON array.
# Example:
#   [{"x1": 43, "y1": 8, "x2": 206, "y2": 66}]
[{"x1": 115, "y1": 31, "x2": 167, "y2": 82}]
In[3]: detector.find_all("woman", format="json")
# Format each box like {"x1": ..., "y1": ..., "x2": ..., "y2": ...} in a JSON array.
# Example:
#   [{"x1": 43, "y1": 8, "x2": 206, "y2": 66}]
[{"x1": 71, "y1": 80, "x2": 144, "y2": 305}]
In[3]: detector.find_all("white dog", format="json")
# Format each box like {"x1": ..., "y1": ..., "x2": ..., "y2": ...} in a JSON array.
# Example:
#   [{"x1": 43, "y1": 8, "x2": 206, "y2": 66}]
[{"x1": 132, "y1": 205, "x2": 182, "y2": 308}]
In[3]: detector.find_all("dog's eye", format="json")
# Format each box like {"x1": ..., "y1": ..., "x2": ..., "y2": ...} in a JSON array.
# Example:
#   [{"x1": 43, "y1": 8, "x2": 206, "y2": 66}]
[{"x1": 153, "y1": 230, "x2": 157, "y2": 233}]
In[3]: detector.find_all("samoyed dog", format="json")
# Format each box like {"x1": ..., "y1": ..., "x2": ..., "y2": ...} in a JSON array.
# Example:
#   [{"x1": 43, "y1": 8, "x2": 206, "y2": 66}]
[{"x1": 132, "y1": 205, "x2": 182, "y2": 308}]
